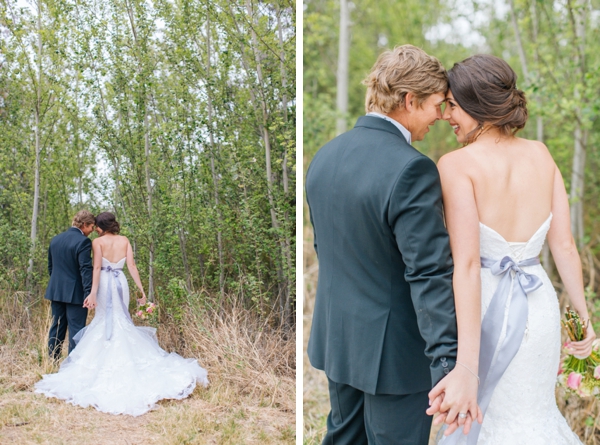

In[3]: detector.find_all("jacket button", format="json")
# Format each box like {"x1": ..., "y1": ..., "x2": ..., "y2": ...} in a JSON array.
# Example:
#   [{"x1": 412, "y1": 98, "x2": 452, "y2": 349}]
[
  {"x1": 442, "y1": 362, "x2": 448, "y2": 368},
  {"x1": 444, "y1": 368, "x2": 449, "y2": 374}
]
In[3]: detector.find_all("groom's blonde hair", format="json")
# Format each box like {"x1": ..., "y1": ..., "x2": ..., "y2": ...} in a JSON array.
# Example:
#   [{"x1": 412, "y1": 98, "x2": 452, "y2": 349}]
[
  {"x1": 72, "y1": 210, "x2": 95, "y2": 228},
  {"x1": 363, "y1": 45, "x2": 448, "y2": 114}
]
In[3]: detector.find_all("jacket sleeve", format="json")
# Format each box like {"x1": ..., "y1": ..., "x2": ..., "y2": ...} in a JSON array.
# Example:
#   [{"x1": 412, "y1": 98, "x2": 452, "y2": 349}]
[
  {"x1": 78, "y1": 237, "x2": 93, "y2": 297},
  {"x1": 387, "y1": 155, "x2": 458, "y2": 386},
  {"x1": 48, "y1": 245, "x2": 53, "y2": 277},
  {"x1": 306, "y1": 196, "x2": 318, "y2": 255}
]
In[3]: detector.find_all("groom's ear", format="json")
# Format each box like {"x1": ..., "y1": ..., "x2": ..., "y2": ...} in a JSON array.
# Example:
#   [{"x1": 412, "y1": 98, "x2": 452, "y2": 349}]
[{"x1": 404, "y1": 92, "x2": 415, "y2": 112}]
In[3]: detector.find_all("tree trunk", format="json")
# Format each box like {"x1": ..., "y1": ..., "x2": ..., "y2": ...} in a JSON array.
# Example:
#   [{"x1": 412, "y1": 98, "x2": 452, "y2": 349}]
[
  {"x1": 277, "y1": 3, "x2": 292, "y2": 326},
  {"x1": 178, "y1": 224, "x2": 192, "y2": 290},
  {"x1": 567, "y1": 0, "x2": 587, "y2": 249},
  {"x1": 205, "y1": 14, "x2": 225, "y2": 300},
  {"x1": 27, "y1": 0, "x2": 43, "y2": 297},
  {"x1": 126, "y1": 0, "x2": 154, "y2": 300},
  {"x1": 336, "y1": 0, "x2": 350, "y2": 136},
  {"x1": 144, "y1": 112, "x2": 155, "y2": 301},
  {"x1": 570, "y1": 124, "x2": 586, "y2": 248},
  {"x1": 508, "y1": 0, "x2": 528, "y2": 80},
  {"x1": 246, "y1": 0, "x2": 286, "y2": 324}
]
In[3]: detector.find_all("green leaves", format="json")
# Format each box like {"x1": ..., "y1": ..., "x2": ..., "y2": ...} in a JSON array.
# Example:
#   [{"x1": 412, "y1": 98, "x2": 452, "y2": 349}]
[{"x1": 0, "y1": 0, "x2": 295, "y2": 325}]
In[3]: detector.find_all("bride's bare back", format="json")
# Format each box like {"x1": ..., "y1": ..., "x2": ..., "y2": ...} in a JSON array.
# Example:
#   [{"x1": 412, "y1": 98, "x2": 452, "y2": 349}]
[
  {"x1": 87, "y1": 232, "x2": 146, "y2": 308},
  {"x1": 458, "y1": 136, "x2": 556, "y2": 242},
  {"x1": 94, "y1": 234, "x2": 130, "y2": 263}
]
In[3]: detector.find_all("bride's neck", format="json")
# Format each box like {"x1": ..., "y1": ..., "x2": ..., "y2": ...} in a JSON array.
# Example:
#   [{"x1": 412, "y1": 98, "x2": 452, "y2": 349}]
[{"x1": 475, "y1": 125, "x2": 513, "y2": 144}]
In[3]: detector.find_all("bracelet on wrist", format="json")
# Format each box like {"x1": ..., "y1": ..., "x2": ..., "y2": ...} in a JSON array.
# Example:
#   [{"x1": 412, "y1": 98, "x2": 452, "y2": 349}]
[{"x1": 456, "y1": 361, "x2": 480, "y2": 385}]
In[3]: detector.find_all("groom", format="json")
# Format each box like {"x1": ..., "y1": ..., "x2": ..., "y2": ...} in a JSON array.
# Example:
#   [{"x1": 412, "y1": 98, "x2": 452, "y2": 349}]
[
  {"x1": 306, "y1": 45, "x2": 474, "y2": 443},
  {"x1": 45, "y1": 210, "x2": 95, "y2": 360}
]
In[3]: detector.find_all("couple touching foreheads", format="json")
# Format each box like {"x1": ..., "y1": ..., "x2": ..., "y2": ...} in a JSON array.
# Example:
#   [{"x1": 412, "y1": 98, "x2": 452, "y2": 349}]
[{"x1": 306, "y1": 45, "x2": 592, "y2": 444}]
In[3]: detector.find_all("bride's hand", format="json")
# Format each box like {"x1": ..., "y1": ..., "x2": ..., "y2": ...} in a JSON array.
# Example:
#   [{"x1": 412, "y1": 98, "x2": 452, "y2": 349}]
[
  {"x1": 137, "y1": 293, "x2": 147, "y2": 306},
  {"x1": 567, "y1": 323, "x2": 596, "y2": 359},
  {"x1": 83, "y1": 293, "x2": 97, "y2": 309},
  {"x1": 427, "y1": 364, "x2": 483, "y2": 435}
]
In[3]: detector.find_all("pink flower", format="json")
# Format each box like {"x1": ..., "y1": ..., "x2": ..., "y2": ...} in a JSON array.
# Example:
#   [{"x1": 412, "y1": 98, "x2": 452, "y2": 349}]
[
  {"x1": 578, "y1": 386, "x2": 592, "y2": 397},
  {"x1": 567, "y1": 372, "x2": 583, "y2": 390},
  {"x1": 594, "y1": 366, "x2": 600, "y2": 380},
  {"x1": 146, "y1": 306, "x2": 154, "y2": 313},
  {"x1": 136, "y1": 310, "x2": 143, "y2": 317}
]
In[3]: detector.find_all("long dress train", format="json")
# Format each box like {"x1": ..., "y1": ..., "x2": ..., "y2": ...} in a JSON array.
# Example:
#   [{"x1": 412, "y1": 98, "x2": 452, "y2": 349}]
[{"x1": 35, "y1": 257, "x2": 209, "y2": 416}]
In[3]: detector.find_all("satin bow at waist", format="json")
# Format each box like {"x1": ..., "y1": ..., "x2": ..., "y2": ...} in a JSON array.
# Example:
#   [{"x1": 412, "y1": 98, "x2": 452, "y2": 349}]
[
  {"x1": 100, "y1": 265, "x2": 132, "y2": 340},
  {"x1": 443, "y1": 255, "x2": 543, "y2": 445}
]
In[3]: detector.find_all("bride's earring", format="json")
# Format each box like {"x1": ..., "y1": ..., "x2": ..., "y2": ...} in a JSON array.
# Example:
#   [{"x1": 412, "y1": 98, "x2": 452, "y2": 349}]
[{"x1": 463, "y1": 124, "x2": 483, "y2": 147}]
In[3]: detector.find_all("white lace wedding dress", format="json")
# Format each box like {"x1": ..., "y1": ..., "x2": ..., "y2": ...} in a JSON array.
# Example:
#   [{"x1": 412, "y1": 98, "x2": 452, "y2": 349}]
[
  {"x1": 35, "y1": 257, "x2": 209, "y2": 416},
  {"x1": 444, "y1": 214, "x2": 582, "y2": 444}
]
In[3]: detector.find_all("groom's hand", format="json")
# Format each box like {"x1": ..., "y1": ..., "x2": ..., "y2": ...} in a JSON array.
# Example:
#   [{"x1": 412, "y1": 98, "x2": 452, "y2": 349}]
[{"x1": 427, "y1": 393, "x2": 463, "y2": 435}]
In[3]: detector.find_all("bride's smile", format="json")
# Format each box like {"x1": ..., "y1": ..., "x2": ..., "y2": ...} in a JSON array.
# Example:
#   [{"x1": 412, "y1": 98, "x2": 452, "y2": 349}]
[{"x1": 443, "y1": 90, "x2": 479, "y2": 144}]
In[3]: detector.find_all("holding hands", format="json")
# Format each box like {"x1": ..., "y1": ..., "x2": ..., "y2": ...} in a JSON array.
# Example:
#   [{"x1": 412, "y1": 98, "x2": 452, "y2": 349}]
[
  {"x1": 83, "y1": 293, "x2": 97, "y2": 309},
  {"x1": 426, "y1": 363, "x2": 483, "y2": 436}
]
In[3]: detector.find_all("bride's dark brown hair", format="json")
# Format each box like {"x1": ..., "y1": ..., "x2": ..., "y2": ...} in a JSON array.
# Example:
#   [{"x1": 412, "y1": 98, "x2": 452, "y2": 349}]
[
  {"x1": 95, "y1": 212, "x2": 120, "y2": 235},
  {"x1": 447, "y1": 54, "x2": 528, "y2": 142}
]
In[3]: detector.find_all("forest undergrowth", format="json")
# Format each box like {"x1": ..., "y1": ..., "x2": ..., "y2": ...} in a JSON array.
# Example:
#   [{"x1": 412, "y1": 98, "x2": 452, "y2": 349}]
[{"x1": 0, "y1": 290, "x2": 295, "y2": 445}]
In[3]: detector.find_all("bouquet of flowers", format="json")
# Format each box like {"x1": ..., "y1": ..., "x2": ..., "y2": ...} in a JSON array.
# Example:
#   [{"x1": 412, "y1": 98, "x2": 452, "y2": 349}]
[
  {"x1": 134, "y1": 301, "x2": 158, "y2": 321},
  {"x1": 558, "y1": 306, "x2": 600, "y2": 397}
]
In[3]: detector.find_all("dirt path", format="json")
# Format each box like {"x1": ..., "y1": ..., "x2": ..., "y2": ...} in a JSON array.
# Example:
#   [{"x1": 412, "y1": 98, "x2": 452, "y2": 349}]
[{"x1": 0, "y1": 372, "x2": 294, "y2": 445}]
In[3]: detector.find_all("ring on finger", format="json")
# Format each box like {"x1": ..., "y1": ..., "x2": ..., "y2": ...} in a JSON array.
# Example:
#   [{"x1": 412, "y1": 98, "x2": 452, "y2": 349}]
[{"x1": 458, "y1": 413, "x2": 467, "y2": 419}]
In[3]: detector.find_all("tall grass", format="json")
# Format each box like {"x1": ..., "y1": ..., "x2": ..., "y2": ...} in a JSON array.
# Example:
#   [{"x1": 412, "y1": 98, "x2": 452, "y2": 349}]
[{"x1": 0, "y1": 288, "x2": 295, "y2": 444}]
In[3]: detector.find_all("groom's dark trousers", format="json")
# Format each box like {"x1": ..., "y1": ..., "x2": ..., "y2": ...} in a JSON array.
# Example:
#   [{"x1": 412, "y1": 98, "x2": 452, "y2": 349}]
[
  {"x1": 45, "y1": 227, "x2": 92, "y2": 359},
  {"x1": 306, "y1": 116, "x2": 458, "y2": 444}
]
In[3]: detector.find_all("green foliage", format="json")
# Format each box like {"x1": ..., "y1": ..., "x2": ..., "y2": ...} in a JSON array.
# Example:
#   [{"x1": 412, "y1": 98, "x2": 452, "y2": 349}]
[{"x1": 0, "y1": 0, "x2": 295, "y2": 327}]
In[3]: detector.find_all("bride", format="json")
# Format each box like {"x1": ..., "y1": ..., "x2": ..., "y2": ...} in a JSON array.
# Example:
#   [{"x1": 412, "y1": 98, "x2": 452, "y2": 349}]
[
  {"x1": 427, "y1": 55, "x2": 593, "y2": 444},
  {"x1": 35, "y1": 212, "x2": 209, "y2": 416}
]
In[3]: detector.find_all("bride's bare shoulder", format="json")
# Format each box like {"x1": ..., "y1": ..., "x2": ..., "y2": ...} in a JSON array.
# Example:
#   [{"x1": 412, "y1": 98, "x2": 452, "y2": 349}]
[
  {"x1": 515, "y1": 137, "x2": 555, "y2": 163},
  {"x1": 437, "y1": 148, "x2": 472, "y2": 173}
]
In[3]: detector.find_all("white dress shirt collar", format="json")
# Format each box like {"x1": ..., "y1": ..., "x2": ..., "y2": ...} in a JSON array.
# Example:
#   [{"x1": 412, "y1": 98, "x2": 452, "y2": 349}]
[{"x1": 366, "y1": 112, "x2": 412, "y2": 145}]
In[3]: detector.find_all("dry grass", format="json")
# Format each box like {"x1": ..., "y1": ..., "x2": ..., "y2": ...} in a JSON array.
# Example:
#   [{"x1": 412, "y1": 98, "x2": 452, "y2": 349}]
[
  {"x1": 302, "y1": 216, "x2": 600, "y2": 444},
  {"x1": 0, "y1": 291, "x2": 295, "y2": 444}
]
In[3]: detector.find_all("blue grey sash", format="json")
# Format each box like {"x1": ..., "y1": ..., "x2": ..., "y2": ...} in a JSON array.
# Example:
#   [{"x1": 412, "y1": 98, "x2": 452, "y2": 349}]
[
  {"x1": 101, "y1": 265, "x2": 132, "y2": 340},
  {"x1": 443, "y1": 255, "x2": 543, "y2": 444}
]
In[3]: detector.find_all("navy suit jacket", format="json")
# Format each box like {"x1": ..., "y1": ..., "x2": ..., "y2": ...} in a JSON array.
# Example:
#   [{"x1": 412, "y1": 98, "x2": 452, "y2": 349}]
[
  {"x1": 306, "y1": 116, "x2": 458, "y2": 395},
  {"x1": 44, "y1": 227, "x2": 93, "y2": 304}
]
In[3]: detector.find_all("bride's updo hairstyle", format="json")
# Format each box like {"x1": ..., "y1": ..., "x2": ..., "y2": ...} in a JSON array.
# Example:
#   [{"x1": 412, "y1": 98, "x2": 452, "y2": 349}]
[
  {"x1": 448, "y1": 54, "x2": 528, "y2": 141},
  {"x1": 95, "y1": 212, "x2": 120, "y2": 235}
]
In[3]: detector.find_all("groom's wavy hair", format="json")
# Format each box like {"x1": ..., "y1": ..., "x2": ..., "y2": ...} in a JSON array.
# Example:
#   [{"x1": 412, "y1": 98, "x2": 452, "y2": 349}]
[
  {"x1": 363, "y1": 45, "x2": 448, "y2": 114},
  {"x1": 95, "y1": 212, "x2": 120, "y2": 235},
  {"x1": 72, "y1": 210, "x2": 95, "y2": 229},
  {"x1": 447, "y1": 54, "x2": 528, "y2": 141}
]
